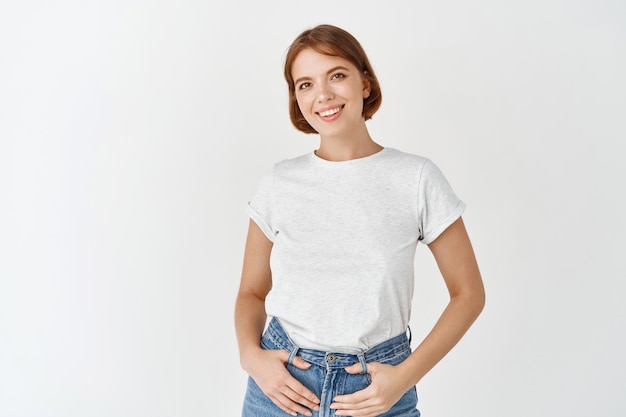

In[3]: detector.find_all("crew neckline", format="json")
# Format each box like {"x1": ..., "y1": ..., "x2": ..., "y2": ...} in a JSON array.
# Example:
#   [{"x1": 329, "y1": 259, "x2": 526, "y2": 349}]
[{"x1": 311, "y1": 147, "x2": 389, "y2": 166}]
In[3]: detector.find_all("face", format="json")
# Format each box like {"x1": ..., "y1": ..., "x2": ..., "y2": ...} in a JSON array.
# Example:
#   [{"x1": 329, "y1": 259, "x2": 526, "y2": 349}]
[{"x1": 291, "y1": 48, "x2": 371, "y2": 139}]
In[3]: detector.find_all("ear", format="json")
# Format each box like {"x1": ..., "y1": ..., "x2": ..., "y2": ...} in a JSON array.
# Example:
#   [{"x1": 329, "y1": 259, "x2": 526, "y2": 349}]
[{"x1": 362, "y1": 73, "x2": 371, "y2": 99}]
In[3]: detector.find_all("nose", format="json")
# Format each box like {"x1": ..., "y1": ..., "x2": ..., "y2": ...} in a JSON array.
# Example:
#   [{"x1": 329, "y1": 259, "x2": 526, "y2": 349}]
[{"x1": 317, "y1": 83, "x2": 334, "y2": 103}]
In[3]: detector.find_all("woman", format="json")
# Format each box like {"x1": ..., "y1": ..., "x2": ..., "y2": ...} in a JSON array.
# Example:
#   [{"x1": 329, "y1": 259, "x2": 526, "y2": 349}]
[{"x1": 235, "y1": 24, "x2": 485, "y2": 417}]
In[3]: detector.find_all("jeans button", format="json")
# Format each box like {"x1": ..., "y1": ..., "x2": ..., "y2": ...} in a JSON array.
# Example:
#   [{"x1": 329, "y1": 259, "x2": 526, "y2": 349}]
[{"x1": 326, "y1": 353, "x2": 338, "y2": 364}]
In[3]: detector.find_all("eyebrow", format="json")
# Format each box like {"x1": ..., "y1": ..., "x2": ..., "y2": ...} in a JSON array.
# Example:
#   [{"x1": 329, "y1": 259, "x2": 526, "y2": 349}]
[{"x1": 294, "y1": 65, "x2": 351, "y2": 85}]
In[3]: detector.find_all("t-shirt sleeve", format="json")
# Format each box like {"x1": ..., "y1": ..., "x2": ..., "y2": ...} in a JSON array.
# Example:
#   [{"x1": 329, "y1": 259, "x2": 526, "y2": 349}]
[
  {"x1": 417, "y1": 159, "x2": 466, "y2": 244},
  {"x1": 246, "y1": 168, "x2": 277, "y2": 242}
]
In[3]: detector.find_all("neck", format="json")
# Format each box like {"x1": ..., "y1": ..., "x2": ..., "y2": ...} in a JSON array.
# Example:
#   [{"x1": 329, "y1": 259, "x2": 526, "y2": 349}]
[{"x1": 315, "y1": 125, "x2": 382, "y2": 162}]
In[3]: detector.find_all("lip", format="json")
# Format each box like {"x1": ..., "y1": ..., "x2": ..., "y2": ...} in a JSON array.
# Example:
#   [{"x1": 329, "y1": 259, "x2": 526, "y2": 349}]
[{"x1": 315, "y1": 104, "x2": 344, "y2": 120}]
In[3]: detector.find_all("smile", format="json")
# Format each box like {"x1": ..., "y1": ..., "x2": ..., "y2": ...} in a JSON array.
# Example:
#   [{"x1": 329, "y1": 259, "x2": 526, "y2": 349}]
[{"x1": 317, "y1": 105, "x2": 344, "y2": 117}]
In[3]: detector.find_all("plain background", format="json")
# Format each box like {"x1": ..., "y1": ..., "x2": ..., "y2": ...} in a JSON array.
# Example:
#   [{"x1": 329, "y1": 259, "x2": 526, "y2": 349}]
[{"x1": 1, "y1": 0, "x2": 625, "y2": 416}]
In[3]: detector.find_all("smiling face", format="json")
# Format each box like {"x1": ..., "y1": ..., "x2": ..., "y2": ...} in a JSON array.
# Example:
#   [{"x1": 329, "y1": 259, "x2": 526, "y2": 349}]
[{"x1": 291, "y1": 48, "x2": 371, "y2": 140}]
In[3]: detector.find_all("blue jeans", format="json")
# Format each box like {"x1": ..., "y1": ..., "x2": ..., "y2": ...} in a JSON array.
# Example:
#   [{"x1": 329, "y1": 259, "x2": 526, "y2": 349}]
[{"x1": 242, "y1": 318, "x2": 420, "y2": 417}]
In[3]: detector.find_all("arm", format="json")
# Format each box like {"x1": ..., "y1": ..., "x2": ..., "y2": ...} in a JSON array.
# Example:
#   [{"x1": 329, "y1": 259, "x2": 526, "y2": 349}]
[
  {"x1": 235, "y1": 220, "x2": 320, "y2": 416},
  {"x1": 235, "y1": 219, "x2": 273, "y2": 366},
  {"x1": 331, "y1": 217, "x2": 485, "y2": 417}
]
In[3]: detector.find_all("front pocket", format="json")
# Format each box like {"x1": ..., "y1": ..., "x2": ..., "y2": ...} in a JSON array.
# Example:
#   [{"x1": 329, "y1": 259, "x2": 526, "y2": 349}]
[
  {"x1": 377, "y1": 347, "x2": 411, "y2": 366},
  {"x1": 339, "y1": 369, "x2": 372, "y2": 395},
  {"x1": 260, "y1": 330, "x2": 284, "y2": 351}
]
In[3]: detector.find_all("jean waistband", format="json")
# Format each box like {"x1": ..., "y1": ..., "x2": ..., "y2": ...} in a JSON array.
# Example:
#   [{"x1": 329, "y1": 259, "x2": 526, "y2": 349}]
[{"x1": 264, "y1": 317, "x2": 411, "y2": 370}]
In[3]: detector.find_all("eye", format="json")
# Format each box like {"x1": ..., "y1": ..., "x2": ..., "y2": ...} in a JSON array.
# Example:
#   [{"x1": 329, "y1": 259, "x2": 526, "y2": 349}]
[
  {"x1": 331, "y1": 73, "x2": 345, "y2": 80},
  {"x1": 298, "y1": 82, "x2": 312, "y2": 90}
]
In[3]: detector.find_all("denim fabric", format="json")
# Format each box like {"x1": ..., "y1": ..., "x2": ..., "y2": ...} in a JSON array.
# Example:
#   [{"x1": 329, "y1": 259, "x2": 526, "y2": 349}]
[{"x1": 242, "y1": 318, "x2": 420, "y2": 417}]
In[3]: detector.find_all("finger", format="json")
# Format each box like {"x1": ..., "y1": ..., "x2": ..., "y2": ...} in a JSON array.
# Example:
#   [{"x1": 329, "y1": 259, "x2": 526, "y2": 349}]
[
  {"x1": 271, "y1": 391, "x2": 314, "y2": 417},
  {"x1": 265, "y1": 378, "x2": 318, "y2": 417},
  {"x1": 274, "y1": 383, "x2": 320, "y2": 416},
  {"x1": 331, "y1": 394, "x2": 380, "y2": 416},
  {"x1": 285, "y1": 378, "x2": 321, "y2": 409},
  {"x1": 333, "y1": 404, "x2": 380, "y2": 417},
  {"x1": 291, "y1": 355, "x2": 312, "y2": 370},
  {"x1": 277, "y1": 350, "x2": 292, "y2": 363},
  {"x1": 343, "y1": 362, "x2": 363, "y2": 374},
  {"x1": 268, "y1": 351, "x2": 320, "y2": 412},
  {"x1": 332, "y1": 385, "x2": 372, "y2": 405},
  {"x1": 277, "y1": 350, "x2": 312, "y2": 371}
]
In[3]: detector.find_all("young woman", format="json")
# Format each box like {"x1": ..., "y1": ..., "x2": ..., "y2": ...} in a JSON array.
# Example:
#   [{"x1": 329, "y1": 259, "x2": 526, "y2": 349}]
[{"x1": 235, "y1": 24, "x2": 485, "y2": 417}]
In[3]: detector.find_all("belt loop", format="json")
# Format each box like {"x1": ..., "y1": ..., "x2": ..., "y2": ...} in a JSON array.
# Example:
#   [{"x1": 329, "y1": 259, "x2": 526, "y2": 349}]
[
  {"x1": 357, "y1": 353, "x2": 368, "y2": 375},
  {"x1": 287, "y1": 346, "x2": 300, "y2": 366},
  {"x1": 407, "y1": 325, "x2": 412, "y2": 345}
]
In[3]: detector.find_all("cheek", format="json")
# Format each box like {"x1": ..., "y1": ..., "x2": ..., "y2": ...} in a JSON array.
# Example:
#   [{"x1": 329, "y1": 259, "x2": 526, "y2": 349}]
[{"x1": 296, "y1": 98, "x2": 313, "y2": 119}]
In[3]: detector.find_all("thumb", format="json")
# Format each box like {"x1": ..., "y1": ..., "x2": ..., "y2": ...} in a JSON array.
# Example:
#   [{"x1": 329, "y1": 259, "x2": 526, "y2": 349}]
[
  {"x1": 344, "y1": 362, "x2": 365, "y2": 375},
  {"x1": 290, "y1": 355, "x2": 312, "y2": 370}
]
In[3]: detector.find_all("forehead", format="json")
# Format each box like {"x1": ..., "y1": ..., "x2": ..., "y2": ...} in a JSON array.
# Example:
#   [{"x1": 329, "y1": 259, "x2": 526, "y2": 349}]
[{"x1": 291, "y1": 48, "x2": 358, "y2": 79}]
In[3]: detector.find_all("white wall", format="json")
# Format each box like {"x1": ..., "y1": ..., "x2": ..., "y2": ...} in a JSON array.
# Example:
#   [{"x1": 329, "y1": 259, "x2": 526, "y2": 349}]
[{"x1": 1, "y1": 1, "x2": 624, "y2": 416}]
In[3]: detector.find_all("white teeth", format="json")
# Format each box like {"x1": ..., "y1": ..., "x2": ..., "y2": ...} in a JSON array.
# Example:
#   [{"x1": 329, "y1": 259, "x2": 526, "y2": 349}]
[{"x1": 319, "y1": 107, "x2": 341, "y2": 117}]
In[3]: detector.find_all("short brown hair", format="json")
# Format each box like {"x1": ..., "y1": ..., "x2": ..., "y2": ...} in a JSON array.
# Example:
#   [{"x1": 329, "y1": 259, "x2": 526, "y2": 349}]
[{"x1": 284, "y1": 24, "x2": 383, "y2": 134}]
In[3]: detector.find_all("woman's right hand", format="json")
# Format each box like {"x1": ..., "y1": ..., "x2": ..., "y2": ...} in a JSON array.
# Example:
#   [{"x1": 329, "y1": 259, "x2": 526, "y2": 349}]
[{"x1": 245, "y1": 348, "x2": 320, "y2": 416}]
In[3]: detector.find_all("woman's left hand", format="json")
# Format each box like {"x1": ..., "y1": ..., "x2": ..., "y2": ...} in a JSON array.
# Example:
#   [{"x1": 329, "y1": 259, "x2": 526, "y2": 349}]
[{"x1": 329, "y1": 361, "x2": 410, "y2": 417}]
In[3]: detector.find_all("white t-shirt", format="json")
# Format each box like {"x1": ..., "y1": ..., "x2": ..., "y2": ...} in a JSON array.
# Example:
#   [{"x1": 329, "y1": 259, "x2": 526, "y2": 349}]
[{"x1": 247, "y1": 147, "x2": 465, "y2": 353}]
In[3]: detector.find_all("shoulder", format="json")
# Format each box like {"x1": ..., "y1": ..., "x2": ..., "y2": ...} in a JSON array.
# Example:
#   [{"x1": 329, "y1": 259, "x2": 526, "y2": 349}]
[
  {"x1": 380, "y1": 148, "x2": 456, "y2": 189},
  {"x1": 262, "y1": 152, "x2": 315, "y2": 183},
  {"x1": 381, "y1": 147, "x2": 431, "y2": 170},
  {"x1": 274, "y1": 152, "x2": 312, "y2": 170}
]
